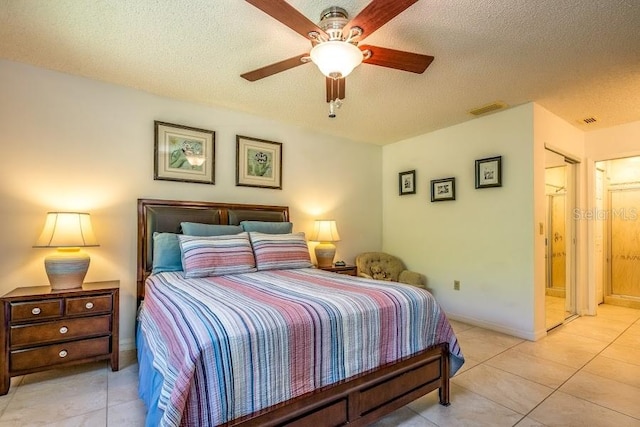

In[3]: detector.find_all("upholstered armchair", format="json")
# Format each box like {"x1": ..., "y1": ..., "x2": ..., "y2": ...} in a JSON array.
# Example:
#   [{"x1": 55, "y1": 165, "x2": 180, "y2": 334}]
[{"x1": 355, "y1": 252, "x2": 426, "y2": 289}]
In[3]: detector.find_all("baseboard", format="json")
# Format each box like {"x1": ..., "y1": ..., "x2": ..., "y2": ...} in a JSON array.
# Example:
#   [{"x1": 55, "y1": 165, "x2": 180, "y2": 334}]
[
  {"x1": 119, "y1": 337, "x2": 136, "y2": 351},
  {"x1": 446, "y1": 312, "x2": 541, "y2": 341}
]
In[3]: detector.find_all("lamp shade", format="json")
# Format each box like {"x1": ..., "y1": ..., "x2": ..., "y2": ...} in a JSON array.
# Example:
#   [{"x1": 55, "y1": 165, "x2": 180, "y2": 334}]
[
  {"x1": 34, "y1": 212, "x2": 99, "y2": 290},
  {"x1": 34, "y1": 212, "x2": 99, "y2": 248},
  {"x1": 310, "y1": 220, "x2": 341, "y2": 243},
  {"x1": 310, "y1": 220, "x2": 340, "y2": 268},
  {"x1": 310, "y1": 41, "x2": 364, "y2": 79}
]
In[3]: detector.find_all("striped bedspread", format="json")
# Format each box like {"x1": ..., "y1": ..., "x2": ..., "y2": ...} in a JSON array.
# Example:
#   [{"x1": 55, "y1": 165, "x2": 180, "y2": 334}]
[{"x1": 138, "y1": 268, "x2": 464, "y2": 427}]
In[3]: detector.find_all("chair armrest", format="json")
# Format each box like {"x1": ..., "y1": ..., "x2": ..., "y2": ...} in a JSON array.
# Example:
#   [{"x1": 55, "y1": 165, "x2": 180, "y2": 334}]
[{"x1": 398, "y1": 270, "x2": 426, "y2": 288}]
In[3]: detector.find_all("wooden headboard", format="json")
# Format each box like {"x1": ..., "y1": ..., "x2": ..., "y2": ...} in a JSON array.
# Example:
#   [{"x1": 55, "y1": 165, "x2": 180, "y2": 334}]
[{"x1": 137, "y1": 198, "x2": 289, "y2": 302}]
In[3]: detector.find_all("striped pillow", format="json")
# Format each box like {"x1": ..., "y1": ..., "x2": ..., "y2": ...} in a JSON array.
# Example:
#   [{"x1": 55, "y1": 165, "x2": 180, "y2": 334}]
[
  {"x1": 249, "y1": 232, "x2": 313, "y2": 271},
  {"x1": 178, "y1": 232, "x2": 257, "y2": 278}
]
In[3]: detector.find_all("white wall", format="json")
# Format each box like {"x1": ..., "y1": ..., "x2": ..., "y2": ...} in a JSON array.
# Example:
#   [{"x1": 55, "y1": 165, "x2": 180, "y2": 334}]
[
  {"x1": 532, "y1": 104, "x2": 586, "y2": 330},
  {"x1": 0, "y1": 60, "x2": 383, "y2": 349},
  {"x1": 382, "y1": 104, "x2": 538, "y2": 339},
  {"x1": 585, "y1": 120, "x2": 640, "y2": 161}
]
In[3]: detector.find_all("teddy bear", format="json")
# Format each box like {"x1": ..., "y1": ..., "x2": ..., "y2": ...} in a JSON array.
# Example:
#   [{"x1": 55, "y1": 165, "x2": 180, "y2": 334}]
[{"x1": 370, "y1": 264, "x2": 389, "y2": 281}]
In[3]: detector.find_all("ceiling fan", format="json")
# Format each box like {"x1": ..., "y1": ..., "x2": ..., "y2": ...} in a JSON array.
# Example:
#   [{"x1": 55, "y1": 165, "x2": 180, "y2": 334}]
[{"x1": 241, "y1": 0, "x2": 434, "y2": 117}]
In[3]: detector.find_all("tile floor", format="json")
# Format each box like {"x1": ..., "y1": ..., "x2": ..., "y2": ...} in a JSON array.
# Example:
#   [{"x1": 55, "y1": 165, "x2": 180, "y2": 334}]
[{"x1": 0, "y1": 304, "x2": 638, "y2": 426}]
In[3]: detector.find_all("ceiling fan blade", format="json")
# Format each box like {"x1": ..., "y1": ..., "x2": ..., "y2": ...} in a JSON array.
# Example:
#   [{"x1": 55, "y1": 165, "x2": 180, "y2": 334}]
[
  {"x1": 344, "y1": 0, "x2": 420, "y2": 41},
  {"x1": 241, "y1": 54, "x2": 309, "y2": 81},
  {"x1": 361, "y1": 45, "x2": 434, "y2": 74},
  {"x1": 326, "y1": 77, "x2": 346, "y2": 102},
  {"x1": 245, "y1": 0, "x2": 326, "y2": 40}
]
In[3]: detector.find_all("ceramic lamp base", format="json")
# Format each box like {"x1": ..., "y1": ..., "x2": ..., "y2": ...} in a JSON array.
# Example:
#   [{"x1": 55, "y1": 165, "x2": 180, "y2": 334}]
[
  {"x1": 315, "y1": 242, "x2": 336, "y2": 268},
  {"x1": 44, "y1": 248, "x2": 89, "y2": 290}
]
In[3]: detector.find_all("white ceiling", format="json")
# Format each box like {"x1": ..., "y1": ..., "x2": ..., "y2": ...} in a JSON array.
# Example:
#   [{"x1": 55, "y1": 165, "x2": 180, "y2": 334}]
[{"x1": 1, "y1": 0, "x2": 639, "y2": 145}]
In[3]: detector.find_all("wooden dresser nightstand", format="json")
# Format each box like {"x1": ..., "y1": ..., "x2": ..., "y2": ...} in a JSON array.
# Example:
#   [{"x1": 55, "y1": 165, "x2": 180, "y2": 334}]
[
  {"x1": 318, "y1": 264, "x2": 358, "y2": 276},
  {"x1": 0, "y1": 280, "x2": 119, "y2": 395}
]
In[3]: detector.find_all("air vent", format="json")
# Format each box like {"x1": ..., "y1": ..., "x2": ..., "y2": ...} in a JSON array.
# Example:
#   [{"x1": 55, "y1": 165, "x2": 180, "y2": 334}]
[
  {"x1": 581, "y1": 116, "x2": 598, "y2": 124},
  {"x1": 468, "y1": 101, "x2": 508, "y2": 117}
]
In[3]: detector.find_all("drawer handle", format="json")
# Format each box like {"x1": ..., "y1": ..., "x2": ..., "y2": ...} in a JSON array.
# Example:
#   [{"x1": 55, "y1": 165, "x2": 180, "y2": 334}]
[
  {"x1": 59, "y1": 350, "x2": 68, "y2": 358},
  {"x1": 85, "y1": 302, "x2": 94, "y2": 310},
  {"x1": 59, "y1": 326, "x2": 68, "y2": 334},
  {"x1": 31, "y1": 307, "x2": 41, "y2": 315}
]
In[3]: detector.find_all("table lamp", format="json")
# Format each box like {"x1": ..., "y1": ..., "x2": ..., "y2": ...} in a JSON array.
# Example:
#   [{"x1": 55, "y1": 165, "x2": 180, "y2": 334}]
[
  {"x1": 33, "y1": 212, "x2": 99, "y2": 290},
  {"x1": 310, "y1": 220, "x2": 341, "y2": 268}
]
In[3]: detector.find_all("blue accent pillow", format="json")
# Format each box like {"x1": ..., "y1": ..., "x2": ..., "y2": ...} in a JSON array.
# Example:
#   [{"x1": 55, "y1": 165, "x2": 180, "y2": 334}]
[
  {"x1": 181, "y1": 222, "x2": 243, "y2": 236},
  {"x1": 240, "y1": 221, "x2": 293, "y2": 234},
  {"x1": 151, "y1": 232, "x2": 183, "y2": 274}
]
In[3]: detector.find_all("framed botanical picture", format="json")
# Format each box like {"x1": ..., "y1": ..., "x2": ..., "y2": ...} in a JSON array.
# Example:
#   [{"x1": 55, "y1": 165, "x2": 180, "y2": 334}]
[
  {"x1": 399, "y1": 170, "x2": 416, "y2": 195},
  {"x1": 236, "y1": 135, "x2": 283, "y2": 189},
  {"x1": 154, "y1": 121, "x2": 215, "y2": 184},
  {"x1": 475, "y1": 156, "x2": 502, "y2": 188},
  {"x1": 431, "y1": 177, "x2": 456, "y2": 202}
]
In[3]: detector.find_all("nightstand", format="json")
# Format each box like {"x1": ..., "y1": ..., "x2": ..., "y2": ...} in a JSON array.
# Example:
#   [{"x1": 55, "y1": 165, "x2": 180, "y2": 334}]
[
  {"x1": 318, "y1": 264, "x2": 358, "y2": 276},
  {"x1": 0, "y1": 280, "x2": 119, "y2": 395}
]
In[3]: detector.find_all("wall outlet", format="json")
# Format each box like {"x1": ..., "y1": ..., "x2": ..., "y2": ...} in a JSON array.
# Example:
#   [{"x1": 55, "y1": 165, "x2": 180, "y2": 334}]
[{"x1": 454, "y1": 280, "x2": 460, "y2": 291}]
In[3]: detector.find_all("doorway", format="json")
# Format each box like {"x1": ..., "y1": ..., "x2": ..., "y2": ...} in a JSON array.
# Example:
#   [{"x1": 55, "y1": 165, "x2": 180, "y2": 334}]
[
  {"x1": 596, "y1": 157, "x2": 640, "y2": 309},
  {"x1": 545, "y1": 150, "x2": 577, "y2": 330}
]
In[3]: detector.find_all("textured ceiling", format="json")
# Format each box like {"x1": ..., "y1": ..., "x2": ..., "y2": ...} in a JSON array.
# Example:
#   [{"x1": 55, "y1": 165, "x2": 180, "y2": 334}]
[{"x1": 1, "y1": 0, "x2": 639, "y2": 145}]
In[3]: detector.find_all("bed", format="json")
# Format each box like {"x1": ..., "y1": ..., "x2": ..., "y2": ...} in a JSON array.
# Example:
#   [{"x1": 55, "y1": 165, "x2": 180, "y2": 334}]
[{"x1": 136, "y1": 198, "x2": 464, "y2": 426}]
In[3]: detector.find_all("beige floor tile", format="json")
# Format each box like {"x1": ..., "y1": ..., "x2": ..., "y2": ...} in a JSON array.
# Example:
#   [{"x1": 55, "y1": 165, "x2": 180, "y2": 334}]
[
  {"x1": 614, "y1": 324, "x2": 640, "y2": 350},
  {"x1": 454, "y1": 356, "x2": 481, "y2": 376},
  {"x1": 408, "y1": 384, "x2": 523, "y2": 427},
  {"x1": 107, "y1": 361, "x2": 140, "y2": 407},
  {"x1": 0, "y1": 365, "x2": 107, "y2": 425},
  {"x1": 560, "y1": 370, "x2": 640, "y2": 419},
  {"x1": 583, "y1": 355, "x2": 640, "y2": 389},
  {"x1": 545, "y1": 294, "x2": 567, "y2": 330},
  {"x1": 596, "y1": 304, "x2": 640, "y2": 324},
  {"x1": 106, "y1": 399, "x2": 147, "y2": 426},
  {"x1": 0, "y1": 377, "x2": 23, "y2": 417},
  {"x1": 15, "y1": 368, "x2": 106, "y2": 401},
  {"x1": 456, "y1": 327, "x2": 523, "y2": 362},
  {"x1": 19, "y1": 362, "x2": 106, "y2": 387},
  {"x1": 42, "y1": 409, "x2": 106, "y2": 427},
  {"x1": 370, "y1": 406, "x2": 438, "y2": 427},
  {"x1": 560, "y1": 315, "x2": 631, "y2": 342},
  {"x1": 513, "y1": 330, "x2": 608, "y2": 368},
  {"x1": 448, "y1": 319, "x2": 475, "y2": 335},
  {"x1": 528, "y1": 390, "x2": 640, "y2": 427},
  {"x1": 452, "y1": 364, "x2": 553, "y2": 414},
  {"x1": 513, "y1": 417, "x2": 546, "y2": 426},
  {"x1": 600, "y1": 343, "x2": 640, "y2": 367},
  {"x1": 485, "y1": 348, "x2": 577, "y2": 388},
  {"x1": 0, "y1": 389, "x2": 107, "y2": 425}
]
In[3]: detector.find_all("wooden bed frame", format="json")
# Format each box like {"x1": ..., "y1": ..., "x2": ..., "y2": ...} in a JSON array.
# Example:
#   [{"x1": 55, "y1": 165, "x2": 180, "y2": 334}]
[{"x1": 137, "y1": 198, "x2": 451, "y2": 426}]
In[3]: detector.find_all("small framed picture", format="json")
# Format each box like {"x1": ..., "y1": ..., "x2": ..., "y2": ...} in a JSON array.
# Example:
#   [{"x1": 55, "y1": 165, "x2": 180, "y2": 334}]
[
  {"x1": 431, "y1": 177, "x2": 456, "y2": 202},
  {"x1": 236, "y1": 135, "x2": 283, "y2": 189},
  {"x1": 154, "y1": 121, "x2": 215, "y2": 184},
  {"x1": 399, "y1": 170, "x2": 416, "y2": 195},
  {"x1": 475, "y1": 156, "x2": 502, "y2": 188}
]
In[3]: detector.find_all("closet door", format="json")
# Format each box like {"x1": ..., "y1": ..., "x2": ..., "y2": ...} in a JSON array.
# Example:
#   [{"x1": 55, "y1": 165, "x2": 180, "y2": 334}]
[{"x1": 610, "y1": 189, "x2": 640, "y2": 298}]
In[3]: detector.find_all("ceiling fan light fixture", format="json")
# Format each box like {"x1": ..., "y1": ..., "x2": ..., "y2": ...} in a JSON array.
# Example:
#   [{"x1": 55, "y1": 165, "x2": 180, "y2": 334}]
[{"x1": 310, "y1": 41, "x2": 363, "y2": 79}]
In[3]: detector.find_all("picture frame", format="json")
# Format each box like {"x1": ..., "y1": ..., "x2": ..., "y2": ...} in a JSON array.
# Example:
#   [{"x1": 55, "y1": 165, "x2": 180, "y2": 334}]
[
  {"x1": 475, "y1": 156, "x2": 502, "y2": 188},
  {"x1": 399, "y1": 170, "x2": 416, "y2": 195},
  {"x1": 154, "y1": 121, "x2": 215, "y2": 184},
  {"x1": 431, "y1": 177, "x2": 456, "y2": 202},
  {"x1": 236, "y1": 135, "x2": 283, "y2": 189}
]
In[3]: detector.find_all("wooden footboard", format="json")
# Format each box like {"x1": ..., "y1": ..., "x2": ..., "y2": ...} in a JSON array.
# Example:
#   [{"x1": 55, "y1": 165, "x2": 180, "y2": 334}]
[{"x1": 227, "y1": 343, "x2": 450, "y2": 427}]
